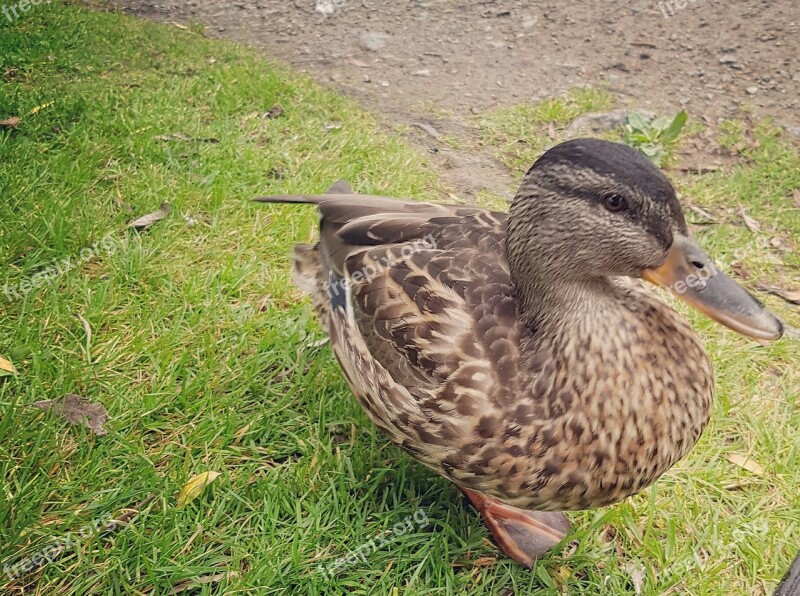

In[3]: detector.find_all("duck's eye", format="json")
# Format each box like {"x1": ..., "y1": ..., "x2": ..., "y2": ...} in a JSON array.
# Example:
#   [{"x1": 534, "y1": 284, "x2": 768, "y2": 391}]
[{"x1": 603, "y1": 194, "x2": 628, "y2": 212}]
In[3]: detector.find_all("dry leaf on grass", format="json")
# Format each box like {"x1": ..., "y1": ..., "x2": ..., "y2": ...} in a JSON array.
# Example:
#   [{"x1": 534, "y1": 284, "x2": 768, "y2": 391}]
[
  {"x1": 176, "y1": 471, "x2": 221, "y2": 507},
  {"x1": 33, "y1": 394, "x2": 109, "y2": 436},
  {"x1": 0, "y1": 116, "x2": 21, "y2": 128},
  {"x1": 725, "y1": 453, "x2": 764, "y2": 475},
  {"x1": 265, "y1": 105, "x2": 284, "y2": 119},
  {"x1": 770, "y1": 289, "x2": 800, "y2": 305},
  {"x1": 128, "y1": 202, "x2": 170, "y2": 230},
  {"x1": 0, "y1": 103, "x2": 53, "y2": 130},
  {"x1": 624, "y1": 561, "x2": 646, "y2": 595},
  {"x1": 731, "y1": 262, "x2": 752, "y2": 280},
  {"x1": 739, "y1": 207, "x2": 762, "y2": 232},
  {"x1": 233, "y1": 423, "x2": 252, "y2": 443},
  {"x1": 169, "y1": 571, "x2": 236, "y2": 595},
  {"x1": 687, "y1": 204, "x2": 718, "y2": 224},
  {"x1": 756, "y1": 284, "x2": 800, "y2": 305},
  {"x1": 793, "y1": 189, "x2": 800, "y2": 209},
  {"x1": 0, "y1": 355, "x2": 17, "y2": 377},
  {"x1": 154, "y1": 132, "x2": 218, "y2": 143},
  {"x1": 471, "y1": 556, "x2": 498, "y2": 568}
]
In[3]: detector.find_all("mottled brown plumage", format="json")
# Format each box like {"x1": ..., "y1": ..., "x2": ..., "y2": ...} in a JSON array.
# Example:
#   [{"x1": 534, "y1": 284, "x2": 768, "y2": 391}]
[{"x1": 255, "y1": 139, "x2": 782, "y2": 566}]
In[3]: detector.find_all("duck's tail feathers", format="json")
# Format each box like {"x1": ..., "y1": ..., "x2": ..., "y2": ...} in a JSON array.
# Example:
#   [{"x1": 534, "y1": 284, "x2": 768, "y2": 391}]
[{"x1": 253, "y1": 180, "x2": 354, "y2": 204}]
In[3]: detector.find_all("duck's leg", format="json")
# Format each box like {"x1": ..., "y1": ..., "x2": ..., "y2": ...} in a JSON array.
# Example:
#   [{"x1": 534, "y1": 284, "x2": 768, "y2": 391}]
[{"x1": 461, "y1": 488, "x2": 571, "y2": 568}]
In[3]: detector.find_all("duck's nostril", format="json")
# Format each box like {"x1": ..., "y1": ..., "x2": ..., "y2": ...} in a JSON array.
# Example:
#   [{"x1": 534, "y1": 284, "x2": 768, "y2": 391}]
[{"x1": 691, "y1": 260, "x2": 705, "y2": 270}]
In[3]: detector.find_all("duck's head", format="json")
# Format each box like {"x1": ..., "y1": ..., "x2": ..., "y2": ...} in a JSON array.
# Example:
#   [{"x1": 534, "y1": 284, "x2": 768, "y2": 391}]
[{"x1": 507, "y1": 138, "x2": 783, "y2": 341}]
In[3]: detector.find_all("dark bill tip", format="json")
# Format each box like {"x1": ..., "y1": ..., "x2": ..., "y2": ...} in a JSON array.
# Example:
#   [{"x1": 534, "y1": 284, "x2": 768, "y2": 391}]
[{"x1": 642, "y1": 235, "x2": 784, "y2": 341}]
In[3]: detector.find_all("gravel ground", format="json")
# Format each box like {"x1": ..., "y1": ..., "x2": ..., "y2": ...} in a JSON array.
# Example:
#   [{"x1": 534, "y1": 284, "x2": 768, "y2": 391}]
[{"x1": 113, "y1": 0, "x2": 800, "y2": 196}]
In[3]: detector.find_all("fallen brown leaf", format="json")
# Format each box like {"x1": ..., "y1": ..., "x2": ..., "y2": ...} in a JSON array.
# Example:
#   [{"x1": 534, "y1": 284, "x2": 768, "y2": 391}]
[
  {"x1": 0, "y1": 116, "x2": 21, "y2": 128},
  {"x1": 33, "y1": 394, "x2": 109, "y2": 436},
  {"x1": 471, "y1": 556, "x2": 497, "y2": 568},
  {"x1": 687, "y1": 204, "x2": 718, "y2": 224},
  {"x1": 731, "y1": 262, "x2": 752, "y2": 280},
  {"x1": 771, "y1": 289, "x2": 800, "y2": 304},
  {"x1": 756, "y1": 284, "x2": 800, "y2": 305},
  {"x1": 739, "y1": 207, "x2": 761, "y2": 232},
  {"x1": 128, "y1": 202, "x2": 170, "y2": 230},
  {"x1": 726, "y1": 453, "x2": 764, "y2": 475},
  {"x1": 793, "y1": 189, "x2": 800, "y2": 209},
  {"x1": 598, "y1": 524, "x2": 618, "y2": 543},
  {"x1": 0, "y1": 355, "x2": 17, "y2": 377}
]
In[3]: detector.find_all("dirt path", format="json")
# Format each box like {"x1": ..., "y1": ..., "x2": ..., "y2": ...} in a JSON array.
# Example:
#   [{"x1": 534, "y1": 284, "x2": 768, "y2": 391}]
[{"x1": 114, "y1": 0, "x2": 799, "y2": 198}]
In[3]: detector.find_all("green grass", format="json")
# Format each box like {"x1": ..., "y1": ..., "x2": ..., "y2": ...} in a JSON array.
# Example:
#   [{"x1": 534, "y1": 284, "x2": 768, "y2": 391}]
[
  {"x1": 1, "y1": 4, "x2": 799, "y2": 595},
  {"x1": 479, "y1": 87, "x2": 613, "y2": 174}
]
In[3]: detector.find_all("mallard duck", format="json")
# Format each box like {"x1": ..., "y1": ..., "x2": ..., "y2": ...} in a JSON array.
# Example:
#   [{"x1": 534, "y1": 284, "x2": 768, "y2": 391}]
[{"x1": 256, "y1": 139, "x2": 783, "y2": 567}]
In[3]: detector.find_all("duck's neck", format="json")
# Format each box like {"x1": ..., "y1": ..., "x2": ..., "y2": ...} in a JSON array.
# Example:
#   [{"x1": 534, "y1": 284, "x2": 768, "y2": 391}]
[
  {"x1": 504, "y1": 184, "x2": 627, "y2": 333},
  {"x1": 503, "y1": 217, "x2": 619, "y2": 332},
  {"x1": 512, "y1": 273, "x2": 621, "y2": 335}
]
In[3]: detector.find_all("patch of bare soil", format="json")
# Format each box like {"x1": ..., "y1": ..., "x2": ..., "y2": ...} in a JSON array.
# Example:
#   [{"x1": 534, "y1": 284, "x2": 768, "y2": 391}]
[{"x1": 112, "y1": 0, "x2": 799, "y2": 198}]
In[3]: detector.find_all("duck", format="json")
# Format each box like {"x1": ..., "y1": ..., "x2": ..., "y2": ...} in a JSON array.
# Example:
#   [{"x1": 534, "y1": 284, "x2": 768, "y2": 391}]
[{"x1": 255, "y1": 139, "x2": 783, "y2": 567}]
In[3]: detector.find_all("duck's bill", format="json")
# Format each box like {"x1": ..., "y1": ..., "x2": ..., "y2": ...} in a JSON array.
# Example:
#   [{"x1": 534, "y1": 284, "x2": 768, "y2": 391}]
[{"x1": 642, "y1": 234, "x2": 784, "y2": 341}]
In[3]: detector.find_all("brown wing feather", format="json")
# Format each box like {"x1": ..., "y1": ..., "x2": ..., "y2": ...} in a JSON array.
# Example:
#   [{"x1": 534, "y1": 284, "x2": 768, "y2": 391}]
[
  {"x1": 262, "y1": 189, "x2": 526, "y2": 480},
  {"x1": 327, "y1": 209, "x2": 531, "y2": 471}
]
